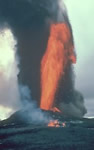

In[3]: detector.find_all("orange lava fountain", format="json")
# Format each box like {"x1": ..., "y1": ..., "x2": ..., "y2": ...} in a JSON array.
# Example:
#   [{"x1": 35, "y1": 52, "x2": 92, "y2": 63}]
[{"x1": 40, "y1": 23, "x2": 76, "y2": 111}]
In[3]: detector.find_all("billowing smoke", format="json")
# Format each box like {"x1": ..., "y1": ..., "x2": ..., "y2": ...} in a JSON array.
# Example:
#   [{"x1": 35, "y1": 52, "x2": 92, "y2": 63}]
[
  {"x1": 0, "y1": 0, "x2": 87, "y2": 118},
  {"x1": 19, "y1": 85, "x2": 51, "y2": 123},
  {"x1": 0, "y1": 28, "x2": 21, "y2": 119}
]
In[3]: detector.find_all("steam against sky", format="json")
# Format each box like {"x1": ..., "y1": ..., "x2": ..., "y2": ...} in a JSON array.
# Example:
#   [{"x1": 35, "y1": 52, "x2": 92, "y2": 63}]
[
  {"x1": 0, "y1": 29, "x2": 21, "y2": 120},
  {"x1": 0, "y1": 29, "x2": 15, "y2": 69}
]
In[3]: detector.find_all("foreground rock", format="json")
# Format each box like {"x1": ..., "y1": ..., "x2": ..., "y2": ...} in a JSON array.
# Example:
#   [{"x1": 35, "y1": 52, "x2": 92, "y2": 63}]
[{"x1": 0, "y1": 110, "x2": 94, "y2": 150}]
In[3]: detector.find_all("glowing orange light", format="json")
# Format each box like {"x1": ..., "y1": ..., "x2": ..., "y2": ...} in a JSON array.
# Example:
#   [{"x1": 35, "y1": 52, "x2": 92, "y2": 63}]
[
  {"x1": 40, "y1": 23, "x2": 76, "y2": 111},
  {"x1": 48, "y1": 120, "x2": 66, "y2": 128},
  {"x1": 62, "y1": 122, "x2": 66, "y2": 127},
  {"x1": 48, "y1": 120, "x2": 60, "y2": 127},
  {"x1": 51, "y1": 107, "x2": 61, "y2": 113}
]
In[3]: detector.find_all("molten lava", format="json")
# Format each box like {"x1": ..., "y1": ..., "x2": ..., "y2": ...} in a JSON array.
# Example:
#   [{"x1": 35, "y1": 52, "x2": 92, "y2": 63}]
[
  {"x1": 40, "y1": 23, "x2": 76, "y2": 111},
  {"x1": 51, "y1": 107, "x2": 61, "y2": 113},
  {"x1": 48, "y1": 120, "x2": 66, "y2": 128}
]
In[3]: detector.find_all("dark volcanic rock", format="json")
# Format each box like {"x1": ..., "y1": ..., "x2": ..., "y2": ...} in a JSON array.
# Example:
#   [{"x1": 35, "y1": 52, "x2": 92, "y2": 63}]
[
  {"x1": 0, "y1": 110, "x2": 94, "y2": 128},
  {"x1": 0, "y1": 111, "x2": 94, "y2": 150}
]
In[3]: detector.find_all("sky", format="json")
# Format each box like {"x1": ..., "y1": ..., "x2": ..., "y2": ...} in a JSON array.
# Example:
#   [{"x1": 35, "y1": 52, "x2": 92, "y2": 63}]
[
  {"x1": 0, "y1": 0, "x2": 94, "y2": 119},
  {"x1": 65, "y1": 0, "x2": 94, "y2": 117}
]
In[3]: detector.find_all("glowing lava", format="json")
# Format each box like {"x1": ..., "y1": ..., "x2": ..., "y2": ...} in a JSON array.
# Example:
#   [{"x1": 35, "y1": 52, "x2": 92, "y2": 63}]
[
  {"x1": 48, "y1": 120, "x2": 66, "y2": 128},
  {"x1": 40, "y1": 23, "x2": 76, "y2": 111},
  {"x1": 51, "y1": 107, "x2": 61, "y2": 113}
]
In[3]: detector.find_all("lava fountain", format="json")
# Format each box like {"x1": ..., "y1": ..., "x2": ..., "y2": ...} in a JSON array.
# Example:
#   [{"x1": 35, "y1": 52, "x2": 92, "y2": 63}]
[
  {"x1": 0, "y1": 0, "x2": 87, "y2": 118},
  {"x1": 40, "y1": 23, "x2": 76, "y2": 111}
]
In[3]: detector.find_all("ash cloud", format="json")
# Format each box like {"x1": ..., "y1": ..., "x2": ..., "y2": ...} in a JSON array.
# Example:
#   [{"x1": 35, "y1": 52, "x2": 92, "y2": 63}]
[
  {"x1": 0, "y1": 0, "x2": 87, "y2": 118},
  {"x1": 59, "y1": 90, "x2": 87, "y2": 118}
]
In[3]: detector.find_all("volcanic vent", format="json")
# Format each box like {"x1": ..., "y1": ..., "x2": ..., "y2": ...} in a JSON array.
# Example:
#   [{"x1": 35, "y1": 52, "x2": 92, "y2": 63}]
[{"x1": 0, "y1": 0, "x2": 87, "y2": 117}]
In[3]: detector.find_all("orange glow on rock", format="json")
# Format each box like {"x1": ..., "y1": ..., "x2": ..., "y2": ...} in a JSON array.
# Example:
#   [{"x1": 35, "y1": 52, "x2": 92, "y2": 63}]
[
  {"x1": 51, "y1": 107, "x2": 61, "y2": 113},
  {"x1": 40, "y1": 23, "x2": 76, "y2": 111},
  {"x1": 48, "y1": 120, "x2": 66, "y2": 128},
  {"x1": 48, "y1": 120, "x2": 60, "y2": 127}
]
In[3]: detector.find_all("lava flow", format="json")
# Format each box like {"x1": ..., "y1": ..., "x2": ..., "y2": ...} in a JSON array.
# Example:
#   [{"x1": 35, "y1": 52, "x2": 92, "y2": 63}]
[
  {"x1": 51, "y1": 107, "x2": 61, "y2": 113},
  {"x1": 48, "y1": 120, "x2": 66, "y2": 128},
  {"x1": 40, "y1": 23, "x2": 76, "y2": 111}
]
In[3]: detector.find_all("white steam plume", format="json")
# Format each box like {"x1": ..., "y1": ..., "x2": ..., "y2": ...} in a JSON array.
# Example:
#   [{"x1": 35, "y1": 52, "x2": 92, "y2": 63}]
[{"x1": 0, "y1": 28, "x2": 21, "y2": 120}]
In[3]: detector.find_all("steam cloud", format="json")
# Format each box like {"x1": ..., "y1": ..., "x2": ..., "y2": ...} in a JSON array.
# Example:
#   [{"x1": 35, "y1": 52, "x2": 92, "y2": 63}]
[
  {"x1": 0, "y1": 0, "x2": 87, "y2": 118},
  {"x1": 0, "y1": 29, "x2": 21, "y2": 119},
  {"x1": 19, "y1": 85, "x2": 51, "y2": 123}
]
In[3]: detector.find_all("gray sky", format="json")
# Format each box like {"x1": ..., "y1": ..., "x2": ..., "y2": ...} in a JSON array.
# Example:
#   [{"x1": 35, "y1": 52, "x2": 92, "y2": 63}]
[{"x1": 65, "y1": 0, "x2": 94, "y2": 117}]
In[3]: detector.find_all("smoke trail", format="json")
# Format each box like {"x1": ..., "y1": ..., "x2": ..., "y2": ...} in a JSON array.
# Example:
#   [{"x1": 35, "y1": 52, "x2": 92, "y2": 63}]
[{"x1": 0, "y1": 0, "x2": 87, "y2": 117}]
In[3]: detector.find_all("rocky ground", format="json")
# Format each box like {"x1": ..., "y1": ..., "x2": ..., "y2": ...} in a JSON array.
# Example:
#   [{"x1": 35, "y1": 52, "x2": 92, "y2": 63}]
[{"x1": 0, "y1": 110, "x2": 94, "y2": 150}]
